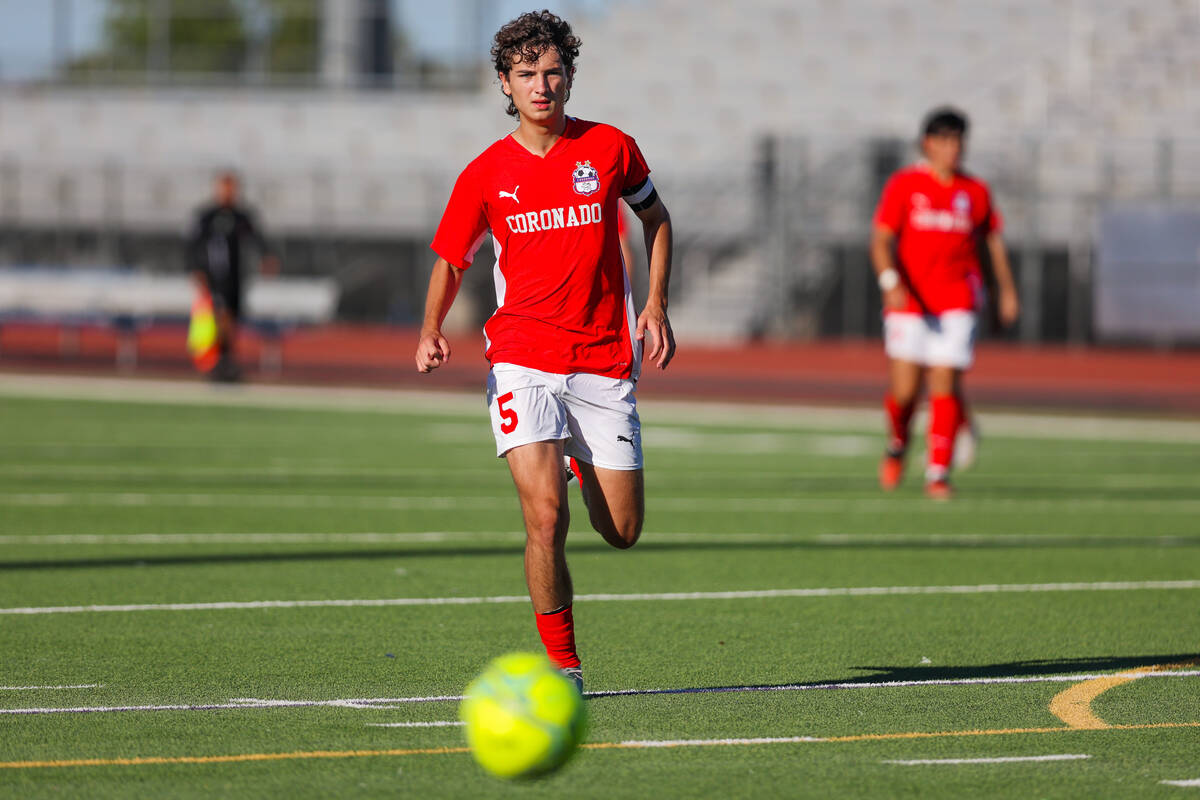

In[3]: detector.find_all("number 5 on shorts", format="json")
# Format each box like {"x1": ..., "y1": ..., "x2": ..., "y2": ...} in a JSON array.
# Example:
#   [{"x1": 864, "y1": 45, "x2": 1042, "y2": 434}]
[{"x1": 497, "y1": 391, "x2": 519, "y2": 434}]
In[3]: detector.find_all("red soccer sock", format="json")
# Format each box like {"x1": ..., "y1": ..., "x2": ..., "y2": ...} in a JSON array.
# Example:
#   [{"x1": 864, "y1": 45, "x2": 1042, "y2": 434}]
[
  {"x1": 884, "y1": 393, "x2": 916, "y2": 454},
  {"x1": 927, "y1": 393, "x2": 962, "y2": 479},
  {"x1": 534, "y1": 605, "x2": 580, "y2": 669}
]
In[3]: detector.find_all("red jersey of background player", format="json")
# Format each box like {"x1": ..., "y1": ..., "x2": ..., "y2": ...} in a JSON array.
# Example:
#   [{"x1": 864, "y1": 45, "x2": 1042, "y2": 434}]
[
  {"x1": 873, "y1": 164, "x2": 1002, "y2": 315},
  {"x1": 432, "y1": 116, "x2": 650, "y2": 380}
]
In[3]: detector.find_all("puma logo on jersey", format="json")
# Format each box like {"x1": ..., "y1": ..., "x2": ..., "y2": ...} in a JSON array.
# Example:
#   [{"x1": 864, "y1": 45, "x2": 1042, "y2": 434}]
[
  {"x1": 616, "y1": 435, "x2": 634, "y2": 444},
  {"x1": 498, "y1": 186, "x2": 520, "y2": 203}
]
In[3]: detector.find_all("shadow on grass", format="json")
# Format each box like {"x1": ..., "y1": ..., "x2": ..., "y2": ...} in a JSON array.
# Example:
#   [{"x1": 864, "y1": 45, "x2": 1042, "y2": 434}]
[
  {"x1": 2, "y1": 533, "x2": 1200, "y2": 570},
  {"x1": 585, "y1": 654, "x2": 1200, "y2": 700}
]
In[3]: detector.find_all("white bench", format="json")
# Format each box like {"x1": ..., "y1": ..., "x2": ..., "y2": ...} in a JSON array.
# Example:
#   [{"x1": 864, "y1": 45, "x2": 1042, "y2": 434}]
[{"x1": 0, "y1": 267, "x2": 339, "y2": 371}]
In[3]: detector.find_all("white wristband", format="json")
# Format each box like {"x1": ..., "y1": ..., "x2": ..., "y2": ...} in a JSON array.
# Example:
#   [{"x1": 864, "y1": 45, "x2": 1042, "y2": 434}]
[{"x1": 877, "y1": 268, "x2": 900, "y2": 292}]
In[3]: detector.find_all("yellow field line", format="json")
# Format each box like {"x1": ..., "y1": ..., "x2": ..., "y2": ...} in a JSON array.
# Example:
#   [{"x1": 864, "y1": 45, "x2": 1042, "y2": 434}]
[
  {"x1": 3, "y1": 721, "x2": 1199, "y2": 770},
  {"x1": 1050, "y1": 661, "x2": 1200, "y2": 729}
]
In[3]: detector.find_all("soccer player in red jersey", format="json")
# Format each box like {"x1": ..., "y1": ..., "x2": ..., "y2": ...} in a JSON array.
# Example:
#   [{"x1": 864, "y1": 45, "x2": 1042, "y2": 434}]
[
  {"x1": 415, "y1": 11, "x2": 674, "y2": 691},
  {"x1": 870, "y1": 107, "x2": 1019, "y2": 499}
]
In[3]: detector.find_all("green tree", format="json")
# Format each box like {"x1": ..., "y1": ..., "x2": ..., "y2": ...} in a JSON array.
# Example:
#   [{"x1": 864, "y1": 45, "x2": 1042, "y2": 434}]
[
  {"x1": 259, "y1": 0, "x2": 319, "y2": 75},
  {"x1": 67, "y1": 0, "x2": 325, "y2": 82},
  {"x1": 99, "y1": 0, "x2": 249, "y2": 75}
]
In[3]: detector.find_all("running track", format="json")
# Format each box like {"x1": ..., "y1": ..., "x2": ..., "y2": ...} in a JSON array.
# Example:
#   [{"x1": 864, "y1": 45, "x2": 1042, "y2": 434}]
[{"x1": 1, "y1": 323, "x2": 1198, "y2": 413}]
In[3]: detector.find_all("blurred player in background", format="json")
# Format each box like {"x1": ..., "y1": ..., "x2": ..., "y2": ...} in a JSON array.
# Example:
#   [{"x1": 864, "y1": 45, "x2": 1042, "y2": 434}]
[
  {"x1": 415, "y1": 11, "x2": 674, "y2": 691},
  {"x1": 870, "y1": 107, "x2": 1019, "y2": 499},
  {"x1": 186, "y1": 170, "x2": 279, "y2": 382}
]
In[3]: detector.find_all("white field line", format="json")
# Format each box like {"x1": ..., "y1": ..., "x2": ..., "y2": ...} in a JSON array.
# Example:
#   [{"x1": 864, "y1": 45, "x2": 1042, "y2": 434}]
[
  {"x1": 366, "y1": 721, "x2": 465, "y2": 728},
  {"x1": 6, "y1": 581, "x2": 1200, "y2": 617},
  {"x1": 3, "y1": 492, "x2": 1200, "y2": 514},
  {"x1": 5, "y1": 671, "x2": 1198, "y2": 716},
  {"x1": 1161, "y1": 779, "x2": 1200, "y2": 787},
  {"x1": 0, "y1": 671, "x2": 1195, "y2": 714},
  {"x1": 0, "y1": 464, "x2": 507, "y2": 481},
  {"x1": 4, "y1": 531, "x2": 1198, "y2": 548},
  {"x1": 0, "y1": 374, "x2": 485, "y2": 417},
  {"x1": 0, "y1": 684, "x2": 101, "y2": 691},
  {"x1": 2, "y1": 372, "x2": 1199, "y2": 444},
  {"x1": 884, "y1": 754, "x2": 1091, "y2": 765},
  {"x1": 0, "y1": 697, "x2": 468, "y2": 715}
]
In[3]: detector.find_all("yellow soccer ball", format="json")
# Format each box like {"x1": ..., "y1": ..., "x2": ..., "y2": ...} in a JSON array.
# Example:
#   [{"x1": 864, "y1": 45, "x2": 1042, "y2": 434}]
[{"x1": 460, "y1": 653, "x2": 586, "y2": 778}]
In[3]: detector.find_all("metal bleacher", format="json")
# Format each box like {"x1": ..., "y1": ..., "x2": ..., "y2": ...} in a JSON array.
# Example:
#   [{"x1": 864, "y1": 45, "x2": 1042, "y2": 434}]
[{"x1": 0, "y1": 0, "x2": 1197, "y2": 342}]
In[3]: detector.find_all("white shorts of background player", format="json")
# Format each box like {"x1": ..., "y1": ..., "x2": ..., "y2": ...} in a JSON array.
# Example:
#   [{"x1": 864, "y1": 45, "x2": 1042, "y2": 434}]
[{"x1": 883, "y1": 310, "x2": 978, "y2": 369}]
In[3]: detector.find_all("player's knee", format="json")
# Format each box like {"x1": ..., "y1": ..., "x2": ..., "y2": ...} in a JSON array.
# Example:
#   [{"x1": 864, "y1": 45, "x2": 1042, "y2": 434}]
[
  {"x1": 605, "y1": 515, "x2": 642, "y2": 550},
  {"x1": 525, "y1": 501, "x2": 569, "y2": 549}
]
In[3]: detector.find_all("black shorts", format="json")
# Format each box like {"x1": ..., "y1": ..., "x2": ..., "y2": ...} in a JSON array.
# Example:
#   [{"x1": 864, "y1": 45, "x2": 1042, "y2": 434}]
[{"x1": 210, "y1": 286, "x2": 242, "y2": 320}]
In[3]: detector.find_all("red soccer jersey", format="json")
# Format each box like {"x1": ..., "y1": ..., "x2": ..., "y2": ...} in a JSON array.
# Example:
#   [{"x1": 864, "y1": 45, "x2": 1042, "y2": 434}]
[
  {"x1": 873, "y1": 164, "x2": 1002, "y2": 314},
  {"x1": 431, "y1": 117, "x2": 650, "y2": 379}
]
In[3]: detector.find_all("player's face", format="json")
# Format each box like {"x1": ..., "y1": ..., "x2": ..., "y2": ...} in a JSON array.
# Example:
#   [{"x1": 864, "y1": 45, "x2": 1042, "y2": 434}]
[
  {"x1": 500, "y1": 48, "x2": 571, "y2": 124},
  {"x1": 215, "y1": 175, "x2": 239, "y2": 206},
  {"x1": 923, "y1": 133, "x2": 964, "y2": 174}
]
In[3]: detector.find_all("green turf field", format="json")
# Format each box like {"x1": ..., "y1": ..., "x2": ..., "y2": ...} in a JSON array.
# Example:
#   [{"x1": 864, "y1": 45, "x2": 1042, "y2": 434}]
[{"x1": 1, "y1": 378, "x2": 1198, "y2": 798}]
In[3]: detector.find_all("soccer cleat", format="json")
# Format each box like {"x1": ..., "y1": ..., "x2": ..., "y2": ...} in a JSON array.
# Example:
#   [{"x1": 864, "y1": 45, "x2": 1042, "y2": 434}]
[
  {"x1": 925, "y1": 478, "x2": 954, "y2": 501},
  {"x1": 563, "y1": 456, "x2": 581, "y2": 485},
  {"x1": 953, "y1": 416, "x2": 980, "y2": 471},
  {"x1": 879, "y1": 452, "x2": 905, "y2": 491},
  {"x1": 560, "y1": 666, "x2": 584, "y2": 695}
]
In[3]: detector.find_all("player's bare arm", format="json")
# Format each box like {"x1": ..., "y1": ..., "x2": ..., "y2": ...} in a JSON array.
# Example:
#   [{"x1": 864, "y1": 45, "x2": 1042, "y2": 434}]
[
  {"x1": 985, "y1": 232, "x2": 1020, "y2": 327},
  {"x1": 870, "y1": 223, "x2": 908, "y2": 310},
  {"x1": 634, "y1": 196, "x2": 675, "y2": 370},
  {"x1": 415, "y1": 257, "x2": 463, "y2": 373}
]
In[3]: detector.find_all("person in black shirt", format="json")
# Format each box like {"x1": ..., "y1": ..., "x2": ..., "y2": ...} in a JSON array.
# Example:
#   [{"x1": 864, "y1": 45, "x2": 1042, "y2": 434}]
[{"x1": 186, "y1": 170, "x2": 278, "y2": 381}]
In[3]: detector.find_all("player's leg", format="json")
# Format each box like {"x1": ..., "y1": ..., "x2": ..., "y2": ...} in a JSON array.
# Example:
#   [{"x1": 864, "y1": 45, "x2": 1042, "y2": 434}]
[
  {"x1": 952, "y1": 380, "x2": 980, "y2": 470},
  {"x1": 880, "y1": 312, "x2": 927, "y2": 489},
  {"x1": 924, "y1": 310, "x2": 976, "y2": 498},
  {"x1": 504, "y1": 440, "x2": 583, "y2": 685},
  {"x1": 571, "y1": 461, "x2": 643, "y2": 549},
  {"x1": 487, "y1": 367, "x2": 582, "y2": 678},
  {"x1": 211, "y1": 291, "x2": 241, "y2": 382},
  {"x1": 887, "y1": 356, "x2": 923, "y2": 447},
  {"x1": 880, "y1": 358, "x2": 923, "y2": 490},
  {"x1": 506, "y1": 440, "x2": 573, "y2": 612},
  {"x1": 560, "y1": 372, "x2": 645, "y2": 548},
  {"x1": 925, "y1": 366, "x2": 963, "y2": 498}
]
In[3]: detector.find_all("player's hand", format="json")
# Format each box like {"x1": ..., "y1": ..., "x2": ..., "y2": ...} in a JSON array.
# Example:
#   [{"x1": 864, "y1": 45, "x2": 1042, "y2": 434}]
[
  {"x1": 997, "y1": 286, "x2": 1020, "y2": 328},
  {"x1": 636, "y1": 304, "x2": 675, "y2": 370},
  {"x1": 883, "y1": 285, "x2": 909, "y2": 311},
  {"x1": 415, "y1": 329, "x2": 451, "y2": 373}
]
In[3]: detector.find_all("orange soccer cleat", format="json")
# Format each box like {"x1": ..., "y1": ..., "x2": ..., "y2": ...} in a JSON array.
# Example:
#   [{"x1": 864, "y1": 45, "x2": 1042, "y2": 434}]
[
  {"x1": 925, "y1": 478, "x2": 954, "y2": 501},
  {"x1": 879, "y1": 453, "x2": 905, "y2": 491}
]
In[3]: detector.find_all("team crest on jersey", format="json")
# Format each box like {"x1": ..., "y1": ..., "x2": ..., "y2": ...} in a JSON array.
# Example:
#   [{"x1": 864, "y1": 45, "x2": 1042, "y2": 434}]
[
  {"x1": 952, "y1": 191, "x2": 971, "y2": 214},
  {"x1": 571, "y1": 161, "x2": 600, "y2": 196}
]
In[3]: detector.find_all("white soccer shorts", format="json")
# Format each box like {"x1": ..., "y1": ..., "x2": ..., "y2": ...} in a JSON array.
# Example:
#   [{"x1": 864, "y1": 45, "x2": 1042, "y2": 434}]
[
  {"x1": 883, "y1": 310, "x2": 978, "y2": 369},
  {"x1": 485, "y1": 363, "x2": 643, "y2": 470}
]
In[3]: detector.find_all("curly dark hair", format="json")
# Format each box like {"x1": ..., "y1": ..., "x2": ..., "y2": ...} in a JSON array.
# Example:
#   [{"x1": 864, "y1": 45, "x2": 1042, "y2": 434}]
[{"x1": 491, "y1": 10, "x2": 581, "y2": 118}]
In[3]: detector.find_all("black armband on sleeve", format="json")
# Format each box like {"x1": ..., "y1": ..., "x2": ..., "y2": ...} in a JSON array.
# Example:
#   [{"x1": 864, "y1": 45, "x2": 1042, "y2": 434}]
[{"x1": 622, "y1": 177, "x2": 658, "y2": 213}]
